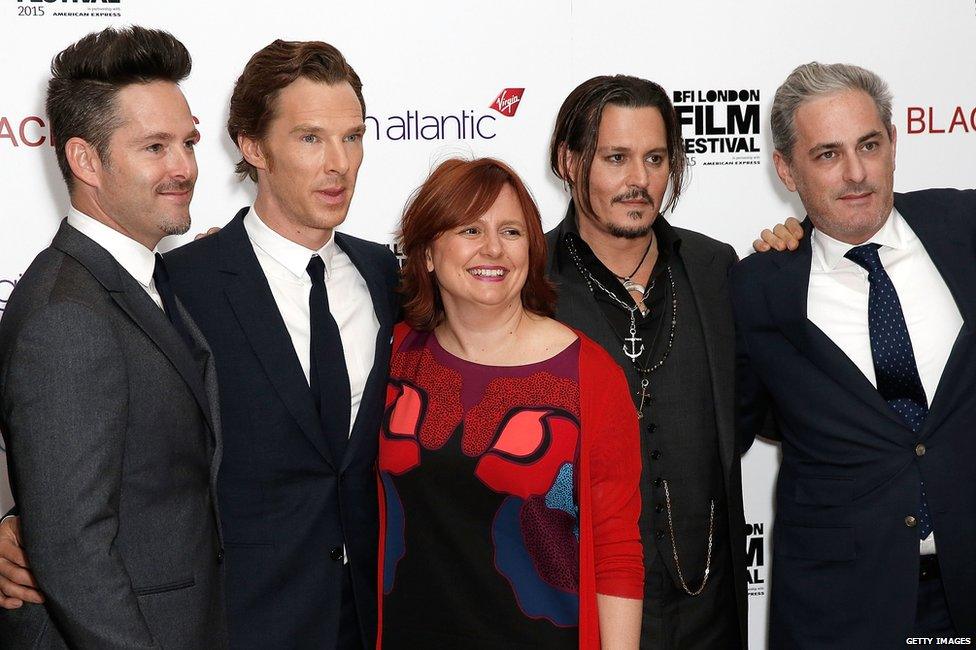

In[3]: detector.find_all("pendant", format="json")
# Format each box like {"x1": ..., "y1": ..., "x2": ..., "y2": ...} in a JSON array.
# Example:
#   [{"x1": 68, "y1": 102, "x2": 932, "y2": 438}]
[
  {"x1": 636, "y1": 378, "x2": 650, "y2": 418},
  {"x1": 621, "y1": 278, "x2": 646, "y2": 295},
  {"x1": 623, "y1": 313, "x2": 645, "y2": 361}
]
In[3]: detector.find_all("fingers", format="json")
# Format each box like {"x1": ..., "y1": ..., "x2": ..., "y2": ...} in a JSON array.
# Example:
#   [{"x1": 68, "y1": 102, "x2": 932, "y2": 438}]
[
  {"x1": 0, "y1": 517, "x2": 43, "y2": 606},
  {"x1": 752, "y1": 236, "x2": 771, "y2": 253},
  {"x1": 193, "y1": 227, "x2": 222, "y2": 241},
  {"x1": 786, "y1": 216, "x2": 804, "y2": 239}
]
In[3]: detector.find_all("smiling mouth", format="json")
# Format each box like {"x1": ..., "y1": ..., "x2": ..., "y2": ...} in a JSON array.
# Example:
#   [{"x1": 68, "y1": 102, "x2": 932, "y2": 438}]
[
  {"x1": 468, "y1": 267, "x2": 507, "y2": 279},
  {"x1": 839, "y1": 192, "x2": 873, "y2": 201}
]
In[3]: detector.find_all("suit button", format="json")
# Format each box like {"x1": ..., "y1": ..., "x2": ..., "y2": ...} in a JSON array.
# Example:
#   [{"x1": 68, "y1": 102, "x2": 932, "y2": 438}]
[
  {"x1": 905, "y1": 515, "x2": 918, "y2": 528},
  {"x1": 654, "y1": 504, "x2": 664, "y2": 514},
  {"x1": 653, "y1": 477, "x2": 663, "y2": 488},
  {"x1": 915, "y1": 443, "x2": 926, "y2": 457},
  {"x1": 655, "y1": 530, "x2": 665, "y2": 540},
  {"x1": 650, "y1": 450, "x2": 662, "y2": 460},
  {"x1": 217, "y1": 548, "x2": 225, "y2": 564},
  {"x1": 330, "y1": 546, "x2": 344, "y2": 562},
  {"x1": 647, "y1": 423, "x2": 657, "y2": 433}
]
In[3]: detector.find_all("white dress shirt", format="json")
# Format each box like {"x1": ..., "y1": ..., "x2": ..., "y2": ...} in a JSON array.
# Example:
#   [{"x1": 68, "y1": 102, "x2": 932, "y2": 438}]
[
  {"x1": 243, "y1": 206, "x2": 379, "y2": 437},
  {"x1": 67, "y1": 206, "x2": 163, "y2": 310},
  {"x1": 807, "y1": 208, "x2": 963, "y2": 555}
]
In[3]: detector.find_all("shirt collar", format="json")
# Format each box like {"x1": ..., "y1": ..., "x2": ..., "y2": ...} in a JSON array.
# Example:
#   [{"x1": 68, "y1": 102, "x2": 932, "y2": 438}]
[
  {"x1": 66, "y1": 206, "x2": 157, "y2": 290},
  {"x1": 811, "y1": 207, "x2": 911, "y2": 271},
  {"x1": 243, "y1": 205, "x2": 337, "y2": 279}
]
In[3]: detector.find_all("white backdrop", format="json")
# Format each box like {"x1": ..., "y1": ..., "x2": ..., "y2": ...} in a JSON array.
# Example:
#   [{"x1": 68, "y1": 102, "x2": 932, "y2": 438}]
[{"x1": 1, "y1": 1, "x2": 974, "y2": 646}]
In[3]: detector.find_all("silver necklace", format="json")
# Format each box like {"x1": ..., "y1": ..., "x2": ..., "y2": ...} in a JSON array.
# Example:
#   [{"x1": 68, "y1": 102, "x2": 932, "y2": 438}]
[
  {"x1": 565, "y1": 236, "x2": 678, "y2": 418},
  {"x1": 663, "y1": 479, "x2": 715, "y2": 596},
  {"x1": 616, "y1": 235, "x2": 654, "y2": 295}
]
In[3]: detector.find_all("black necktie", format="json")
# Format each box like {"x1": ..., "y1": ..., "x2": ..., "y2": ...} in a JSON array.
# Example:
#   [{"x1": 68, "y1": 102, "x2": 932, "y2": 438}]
[
  {"x1": 153, "y1": 253, "x2": 195, "y2": 350},
  {"x1": 845, "y1": 243, "x2": 933, "y2": 538},
  {"x1": 307, "y1": 255, "x2": 351, "y2": 461}
]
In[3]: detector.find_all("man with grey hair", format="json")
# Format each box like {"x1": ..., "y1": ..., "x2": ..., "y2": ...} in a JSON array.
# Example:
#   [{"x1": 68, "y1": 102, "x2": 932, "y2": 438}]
[{"x1": 734, "y1": 61, "x2": 976, "y2": 647}]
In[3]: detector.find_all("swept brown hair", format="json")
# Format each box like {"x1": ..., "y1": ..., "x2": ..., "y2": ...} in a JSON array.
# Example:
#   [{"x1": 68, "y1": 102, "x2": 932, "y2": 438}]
[
  {"x1": 227, "y1": 39, "x2": 365, "y2": 181},
  {"x1": 398, "y1": 158, "x2": 556, "y2": 330}
]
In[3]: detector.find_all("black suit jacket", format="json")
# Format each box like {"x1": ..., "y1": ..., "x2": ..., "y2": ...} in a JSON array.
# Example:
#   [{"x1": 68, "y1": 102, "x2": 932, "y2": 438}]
[
  {"x1": 545, "y1": 218, "x2": 749, "y2": 649},
  {"x1": 0, "y1": 221, "x2": 226, "y2": 649},
  {"x1": 733, "y1": 189, "x2": 976, "y2": 648},
  {"x1": 165, "y1": 208, "x2": 399, "y2": 649}
]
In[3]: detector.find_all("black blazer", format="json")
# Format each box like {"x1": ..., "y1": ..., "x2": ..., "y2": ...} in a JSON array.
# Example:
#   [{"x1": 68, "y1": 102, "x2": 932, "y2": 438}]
[
  {"x1": 733, "y1": 189, "x2": 976, "y2": 648},
  {"x1": 165, "y1": 209, "x2": 399, "y2": 649},
  {"x1": 545, "y1": 218, "x2": 749, "y2": 649},
  {"x1": 0, "y1": 221, "x2": 226, "y2": 649}
]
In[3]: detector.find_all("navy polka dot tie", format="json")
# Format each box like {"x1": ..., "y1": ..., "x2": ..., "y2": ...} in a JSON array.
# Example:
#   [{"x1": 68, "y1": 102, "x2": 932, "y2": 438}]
[{"x1": 845, "y1": 243, "x2": 932, "y2": 538}]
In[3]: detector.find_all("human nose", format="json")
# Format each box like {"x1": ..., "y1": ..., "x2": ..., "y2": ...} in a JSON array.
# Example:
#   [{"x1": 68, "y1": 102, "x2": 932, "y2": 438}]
[
  {"x1": 170, "y1": 145, "x2": 195, "y2": 180},
  {"x1": 842, "y1": 150, "x2": 867, "y2": 184},
  {"x1": 481, "y1": 229, "x2": 502, "y2": 257},
  {"x1": 626, "y1": 157, "x2": 650, "y2": 187},
  {"x1": 323, "y1": 138, "x2": 350, "y2": 175}
]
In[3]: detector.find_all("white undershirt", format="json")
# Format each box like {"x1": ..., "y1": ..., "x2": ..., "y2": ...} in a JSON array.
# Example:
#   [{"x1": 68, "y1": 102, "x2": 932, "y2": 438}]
[
  {"x1": 66, "y1": 206, "x2": 163, "y2": 311},
  {"x1": 243, "y1": 206, "x2": 379, "y2": 438},
  {"x1": 807, "y1": 208, "x2": 963, "y2": 555}
]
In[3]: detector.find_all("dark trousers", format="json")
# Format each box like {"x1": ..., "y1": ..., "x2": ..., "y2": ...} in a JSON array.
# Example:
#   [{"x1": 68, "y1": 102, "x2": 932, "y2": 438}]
[
  {"x1": 912, "y1": 555, "x2": 956, "y2": 637},
  {"x1": 338, "y1": 563, "x2": 364, "y2": 650},
  {"x1": 640, "y1": 528, "x2": 741, "y2": 650}
]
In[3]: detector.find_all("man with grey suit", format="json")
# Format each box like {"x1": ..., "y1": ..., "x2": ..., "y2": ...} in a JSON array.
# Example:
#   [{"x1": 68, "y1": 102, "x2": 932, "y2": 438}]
[{"x1": 0, "y1": 27, "x2": 226, "y2": 648}]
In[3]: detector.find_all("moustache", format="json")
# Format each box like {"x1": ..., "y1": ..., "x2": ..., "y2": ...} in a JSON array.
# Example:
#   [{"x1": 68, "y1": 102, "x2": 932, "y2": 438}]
[
  {"x1": 835, "y1": 183, "x2": 876, "y2": 199},
  {"x1": 611, "y1": 188, "x2": 654, "y2": 207},
  {"x1": 156, "y1": 180, "x2": 195, "y2": 194}
]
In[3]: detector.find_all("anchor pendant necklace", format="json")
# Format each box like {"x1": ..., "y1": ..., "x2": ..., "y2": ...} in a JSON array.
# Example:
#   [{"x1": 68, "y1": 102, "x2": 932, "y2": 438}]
[{"x1": 565, "y1": 235, "x2": 678, "y2": 418}]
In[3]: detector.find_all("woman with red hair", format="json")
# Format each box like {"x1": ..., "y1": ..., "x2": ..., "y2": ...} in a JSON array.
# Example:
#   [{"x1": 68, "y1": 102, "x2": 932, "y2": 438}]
[{"x1": 377, "y1": 158, "x2": 643, "y2": 649}]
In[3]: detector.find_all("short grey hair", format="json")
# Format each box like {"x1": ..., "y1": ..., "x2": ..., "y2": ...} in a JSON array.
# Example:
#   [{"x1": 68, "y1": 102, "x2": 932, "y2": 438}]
[{"x1": 771, "y1": 62, "x2": 893, "y2": 159}]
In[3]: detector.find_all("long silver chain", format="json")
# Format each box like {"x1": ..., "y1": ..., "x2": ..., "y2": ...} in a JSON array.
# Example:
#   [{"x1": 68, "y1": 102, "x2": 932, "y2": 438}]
[{"x1": 663, "y1": 479, "x2": 715, "y2": 596}]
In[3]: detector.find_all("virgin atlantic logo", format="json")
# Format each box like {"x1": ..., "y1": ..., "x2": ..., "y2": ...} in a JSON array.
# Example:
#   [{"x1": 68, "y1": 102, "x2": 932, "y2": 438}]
[{"x1": 490, "y1": 88, "x2": 524, "y2": 117}]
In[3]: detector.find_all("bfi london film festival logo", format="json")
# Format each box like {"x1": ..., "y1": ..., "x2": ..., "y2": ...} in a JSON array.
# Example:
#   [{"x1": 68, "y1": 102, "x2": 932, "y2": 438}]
[
  {"x1": 364, "y1": 88, "x2": 523, "y2": 143},
  {"x1": 745, "y1": 521, "x2": 766, "y2": 596},
  {"x1": 15, "y1": 0, "x2": 122, "y2": 18},
  {"x1": 672, "y1": 88, "x2": 762, "y2": 167}
]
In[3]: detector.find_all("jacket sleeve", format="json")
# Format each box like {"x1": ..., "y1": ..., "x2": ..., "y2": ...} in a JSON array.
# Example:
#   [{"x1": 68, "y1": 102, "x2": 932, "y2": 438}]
[
  {"x1": 585, "y1": 354, "x2": 644, "y2": 599},
  {"x1": 3, "y1": 302, "x2": 159, "y2": 649}
]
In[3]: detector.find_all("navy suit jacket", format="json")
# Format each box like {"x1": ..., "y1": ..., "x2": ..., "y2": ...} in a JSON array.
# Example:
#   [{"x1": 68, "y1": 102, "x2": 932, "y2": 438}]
[
  {"x1": 165, "y1": 209, "x2": 399, "y2": 649},
  {"x1": 733, "y1": 189, "x2": 976, "y2": 649}
]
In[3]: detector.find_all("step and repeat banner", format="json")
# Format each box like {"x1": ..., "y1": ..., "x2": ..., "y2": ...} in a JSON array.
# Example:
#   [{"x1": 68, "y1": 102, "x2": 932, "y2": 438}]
[{"x1": 1, "y1": 1, "x2": 973, "y2": 646}]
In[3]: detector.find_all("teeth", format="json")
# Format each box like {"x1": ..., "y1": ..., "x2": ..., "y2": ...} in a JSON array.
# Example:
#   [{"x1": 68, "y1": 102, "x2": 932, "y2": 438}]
[{"x1": 470, "y1": 268, "x2": 504, "y2": 277}]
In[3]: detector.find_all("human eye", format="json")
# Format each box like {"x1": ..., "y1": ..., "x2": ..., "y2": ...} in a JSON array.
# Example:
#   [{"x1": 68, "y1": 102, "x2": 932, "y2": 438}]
[
  {"x1": 647, "y1": 153, "x2": 665, "y2": 165},
  {"x1": 146, "y1": 143, "x2": 163, "y2": 154},
  {"x1": 607, "y1": 153, "x2": 625, "y2": 164},
  {"x1": 861, "y1": 141, "x2": 879, "y2": 152},
  {"x1": 459, "y1": 226, "x2": 480, "y2": 236},
  {"x1": 343, "y1": 132, "x2": 362, "y2": 143},
  {"x1": 818, "y1": 150, "x2": 836, "y2": 161},
  {"x1": 501, "y1": 227, "x2": 523, "y2": 239},
  {"x1": 300, "y1": 133, "x2": 318, "y2": 144},
  {"x1": 184, "y1": 139, "x2": 197, "y2": 150}
]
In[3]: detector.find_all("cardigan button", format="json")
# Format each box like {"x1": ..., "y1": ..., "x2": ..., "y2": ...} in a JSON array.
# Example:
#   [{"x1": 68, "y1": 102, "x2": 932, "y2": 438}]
[
  {"x1": 654, "y1": 504, "x2": 664, "y2": 514},
  {"x1": 330, "y1": 546, "x2": 344, "y2": 562},
  {"x1": 655, "y1": 530, "x2": 665, "y2": 541},
  {"x1": 650, "y1": 450, "x2": 662, "y2": 460},
  {"x1": 653, "y1": 477, "x2": 663, "y2": 488}
]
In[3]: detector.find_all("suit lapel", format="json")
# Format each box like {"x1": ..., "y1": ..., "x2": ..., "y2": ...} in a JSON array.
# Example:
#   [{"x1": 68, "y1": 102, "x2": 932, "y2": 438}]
[
  {"x1": 762, "y1": 229, "x2": 904, "y2": 429},
  {"x1": 680, "y1": 241, "x2": 738, "y2": 475},
  {"x1": 897, "y1": 195, "x2": 976, "y2": 435},
  {"x1": 217, "y1": 212, "x2": 337, "y2": 469},
  {"x1": 334, "y1": 233, "x2": 394, "y2": 467},
  {"x1": 52, "y1": 221, "x2": 215, "y2": 434}
]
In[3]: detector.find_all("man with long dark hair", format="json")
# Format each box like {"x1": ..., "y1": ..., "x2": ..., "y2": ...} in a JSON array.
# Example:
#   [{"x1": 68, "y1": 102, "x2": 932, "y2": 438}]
[
  {"x1": 0, "y1": 27, "x2": 226, "y2": 648},
  {"x1": 546, "y1": 75, "x2": 748, "y2": 649}
]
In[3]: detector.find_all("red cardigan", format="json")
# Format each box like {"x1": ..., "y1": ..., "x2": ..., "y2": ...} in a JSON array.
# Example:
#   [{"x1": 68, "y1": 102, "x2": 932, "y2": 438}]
[{"x1": 377, "y1": 323, "x2": 643, "y2": 649}]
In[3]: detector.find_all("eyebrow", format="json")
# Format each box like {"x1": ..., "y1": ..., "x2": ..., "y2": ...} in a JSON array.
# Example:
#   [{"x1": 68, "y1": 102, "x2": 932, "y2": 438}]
[
  {"x1": 808, "y1": 130, "x2": 884, "y2": 156},
  {"x1": 596, "y1": 145, "x2": 667, "y2": 155},
  {"x1": 289, "y1": 123, "x2": 367, "y2": 135},
  {"x1": 135, "y1": 129, "x2": 200, "y2": 143}
]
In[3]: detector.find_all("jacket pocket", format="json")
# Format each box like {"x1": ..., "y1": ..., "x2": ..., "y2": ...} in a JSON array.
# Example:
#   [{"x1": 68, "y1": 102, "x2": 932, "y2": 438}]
[
  {"x1": 795, "y1": 476, "x2": 853, "y2": 506},
  {"x1": 133, "y1": 576, "x2": 195, "y2": 596},
  {"x1": 775, "y1": 522, "x2": 856, "y2": 562}
]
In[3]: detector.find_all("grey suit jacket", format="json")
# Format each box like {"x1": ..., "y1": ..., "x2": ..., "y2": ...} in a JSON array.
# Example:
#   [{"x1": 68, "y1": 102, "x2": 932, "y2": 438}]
[{"x1": 0, "y1": 221, "x2": 227, "y2": 649}]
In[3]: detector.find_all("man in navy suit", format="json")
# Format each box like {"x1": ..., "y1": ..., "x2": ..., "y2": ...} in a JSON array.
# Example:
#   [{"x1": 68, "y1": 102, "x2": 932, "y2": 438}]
[
  {"x1": 733, "y1": 62, "x2": 976, "y2": 648},
  {"x1": 0, "y1": 40, "x2": 398, "y2": 650}
]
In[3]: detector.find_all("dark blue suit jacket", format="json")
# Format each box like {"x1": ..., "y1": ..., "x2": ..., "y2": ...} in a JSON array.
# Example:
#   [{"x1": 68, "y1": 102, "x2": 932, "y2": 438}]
[
  {"x1": 165, "y1": 208, "x2": 399, "y2": 649},
  {"x1": 733, "y1": 189, "x2": 976, "y2": 649}
]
